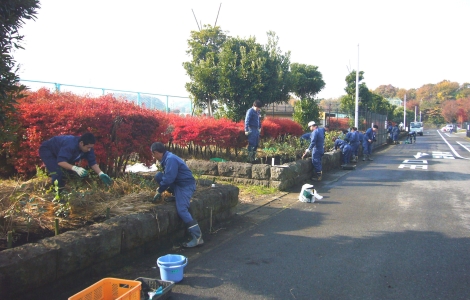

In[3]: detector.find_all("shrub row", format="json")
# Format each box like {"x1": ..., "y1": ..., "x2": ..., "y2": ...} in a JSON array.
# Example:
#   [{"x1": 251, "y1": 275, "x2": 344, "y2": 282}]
[{"x1": 1, "y1": 89, "x2": 303, "y2": 176}]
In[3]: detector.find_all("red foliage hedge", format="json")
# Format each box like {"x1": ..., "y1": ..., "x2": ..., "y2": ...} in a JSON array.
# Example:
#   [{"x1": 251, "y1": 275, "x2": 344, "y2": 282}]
[
  {"x1": 328, "y1": 118, "x2": 350, "y2": 130},
  {"x1": 261, "y1": 118, "x2": 303, "y2": 138},
  {"x1": 2, "y1": 89, "x2": 304, "y2": 175}
]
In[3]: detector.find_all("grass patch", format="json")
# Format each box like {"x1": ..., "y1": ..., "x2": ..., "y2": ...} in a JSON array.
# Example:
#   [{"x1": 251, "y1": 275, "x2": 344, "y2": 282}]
[{"x1": 214, "y1": 179, "x2": 278, "y2": 195}]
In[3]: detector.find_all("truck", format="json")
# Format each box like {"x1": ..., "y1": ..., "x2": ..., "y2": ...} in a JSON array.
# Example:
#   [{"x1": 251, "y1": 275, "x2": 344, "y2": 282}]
[{"x1": 410, "y1": 121, "x2": 424, "y2": 136}]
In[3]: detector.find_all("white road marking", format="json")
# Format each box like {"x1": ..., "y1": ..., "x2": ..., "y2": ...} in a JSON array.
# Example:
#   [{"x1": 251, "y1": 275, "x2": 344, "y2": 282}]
[
  {"x1": 398, "y1": 164, "x2": 428, "y2": 169},
  {"x1": 456, "y1": 141, "x2": 470, "y2": 153},
  {"x1": 436, "y1": 130, "x2": 468, "y2": 159},
  {"x1": 403, "y1": 159, "x2": 428, "y2": 164},
  {"x1": 413, "y1": 152, "x2": 429, "y2": 159}
]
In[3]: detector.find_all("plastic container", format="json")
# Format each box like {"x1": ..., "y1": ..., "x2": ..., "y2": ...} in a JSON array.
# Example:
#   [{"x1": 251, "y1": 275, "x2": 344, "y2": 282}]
[
  {"x1": 157, "y1": 254, "x2": 186, "y2": 267},
  {"x1": 157, "y1": 255, "x2": 188, "y2": 283},
  {"x1": 209, "y1": 157, "x2": 226, "y2": 162},
  {"x1": 68, "y1": 277, "x2": 141, "y2": 300},
  {"x1": 135, "y1": 277, "x2": 175, "y2": 300}
]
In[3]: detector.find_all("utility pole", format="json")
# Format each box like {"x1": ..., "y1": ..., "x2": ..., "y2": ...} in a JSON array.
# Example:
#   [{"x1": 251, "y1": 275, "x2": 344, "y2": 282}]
[
  {"x1": 354, "y1": 44, "x2": 359, "y2": 128},
  {"x1": 403, "y1": 94, "x2": 407, "y2": 131}
]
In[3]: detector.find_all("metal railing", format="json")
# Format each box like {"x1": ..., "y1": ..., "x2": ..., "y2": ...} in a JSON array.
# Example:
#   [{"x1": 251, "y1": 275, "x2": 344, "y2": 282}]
[{"x1": 20, "y1": 79, "x2": 193, "y2": 114}]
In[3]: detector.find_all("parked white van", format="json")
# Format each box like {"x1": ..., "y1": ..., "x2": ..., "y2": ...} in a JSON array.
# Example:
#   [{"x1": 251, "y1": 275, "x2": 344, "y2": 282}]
[{"x1": 410, "y1": 122, "x2": 424, "y2": 136}]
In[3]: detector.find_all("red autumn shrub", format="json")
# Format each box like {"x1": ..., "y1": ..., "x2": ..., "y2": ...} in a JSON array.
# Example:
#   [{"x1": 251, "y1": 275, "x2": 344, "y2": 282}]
[
  {"x1": 10, "y1": 89, "x2": 165, "y2": 175},
  {"x1": 261, "y1": 117, "x2": 303, "y2": 138},
  {"x1": 328, "y1": 118, "x2": 350, "y2": 130},
  {"x1": 2, "y1": 88, "x2": 308, "y2": 176},
  {"x1": 171, "y1": 116, "x2": 244, "y2": 149}
]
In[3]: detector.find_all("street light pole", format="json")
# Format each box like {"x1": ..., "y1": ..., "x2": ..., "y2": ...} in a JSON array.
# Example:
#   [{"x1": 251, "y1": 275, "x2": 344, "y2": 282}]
[{"x1": 355, "y1": 44, "x2": 359, "y2": 128}]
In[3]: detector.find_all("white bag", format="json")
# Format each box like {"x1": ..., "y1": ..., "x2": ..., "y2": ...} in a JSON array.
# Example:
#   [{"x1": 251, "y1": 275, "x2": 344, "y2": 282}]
[{"x1": 299, "y1": 184, "x2": 323, "y2": 203}]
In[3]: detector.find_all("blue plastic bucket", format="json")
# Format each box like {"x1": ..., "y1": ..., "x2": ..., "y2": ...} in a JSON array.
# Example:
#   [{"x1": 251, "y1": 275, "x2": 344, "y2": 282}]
[
  {"x1": 157, "y1": 254, "x2": 186, "y2": 267},
  {"x1": 157, "y1": 255, "x2": 188, "y2": 283}
]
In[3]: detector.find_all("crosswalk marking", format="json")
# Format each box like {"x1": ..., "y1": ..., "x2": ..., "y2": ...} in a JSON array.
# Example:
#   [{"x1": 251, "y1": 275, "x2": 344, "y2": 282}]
[
  {"x1": 432, "y1": 151, "x2": 455, "y2": 159},
  {"x1": 403, "y1": 160, "x2": 428, "y2": 164},
  {"x1": 398, "y1": 164, "x2": 428, "y2": 169}
]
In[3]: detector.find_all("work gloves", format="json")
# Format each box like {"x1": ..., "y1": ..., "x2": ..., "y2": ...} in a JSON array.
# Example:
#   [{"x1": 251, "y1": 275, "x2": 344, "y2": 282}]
[
  {"x1": 152, "y1": 192, "x2": 162, "y2": 203},
  {"x1": 99, "y1": 172, "x2": 113, "y2": 186},
  {"x1": 72, "y1": 166, "x2": 88, "y2": 177}
]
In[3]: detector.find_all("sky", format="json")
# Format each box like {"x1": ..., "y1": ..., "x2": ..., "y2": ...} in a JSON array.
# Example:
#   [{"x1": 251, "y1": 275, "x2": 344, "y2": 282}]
[{"x1": 14, "y1": 0, "x2": 470, "y2": 102}]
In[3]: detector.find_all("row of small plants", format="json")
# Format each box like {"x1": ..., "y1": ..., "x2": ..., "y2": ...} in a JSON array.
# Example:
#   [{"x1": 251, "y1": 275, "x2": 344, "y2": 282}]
[{"x1": 256, "y1": 130, "x2": 341, "y2": 164}]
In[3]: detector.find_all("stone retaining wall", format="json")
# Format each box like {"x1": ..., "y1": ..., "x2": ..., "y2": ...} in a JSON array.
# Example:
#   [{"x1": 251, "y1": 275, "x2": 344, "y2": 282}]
[
  {"x1": 0, "y1": 184, "x2": 239, "y2": 300},
  {"x1": 187, "y1": 151, "x2": 342, "y2": 191}
]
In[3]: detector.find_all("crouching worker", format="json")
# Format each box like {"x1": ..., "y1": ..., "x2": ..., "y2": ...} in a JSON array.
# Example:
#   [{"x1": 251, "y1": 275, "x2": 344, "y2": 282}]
[
  {"x1": 151, "y1": 142, "x2": 203, "y2": 248},
  {"x1": 39, "y1": 132, "x2": 112, "y2": 190}
]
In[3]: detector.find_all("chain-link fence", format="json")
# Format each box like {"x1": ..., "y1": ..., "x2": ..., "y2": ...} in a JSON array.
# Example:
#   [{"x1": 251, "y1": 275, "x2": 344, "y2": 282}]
[
  {"x1": 325, "y1": 108, "x2": 388, "y2": 146},
  {"x1": 20, "y1": 79, "x2": 193, "y2": 115}
]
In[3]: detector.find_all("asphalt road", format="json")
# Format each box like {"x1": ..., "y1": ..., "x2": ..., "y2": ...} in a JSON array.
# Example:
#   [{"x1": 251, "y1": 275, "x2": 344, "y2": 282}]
[{"x1": 78, "y1": 129, "x2": 470, "y2": 299}]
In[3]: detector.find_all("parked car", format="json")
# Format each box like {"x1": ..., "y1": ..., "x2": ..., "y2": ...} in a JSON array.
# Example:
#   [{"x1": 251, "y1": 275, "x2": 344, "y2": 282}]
[{"x1": 441, "y1": 124, "x2": 461, "y2": 132}]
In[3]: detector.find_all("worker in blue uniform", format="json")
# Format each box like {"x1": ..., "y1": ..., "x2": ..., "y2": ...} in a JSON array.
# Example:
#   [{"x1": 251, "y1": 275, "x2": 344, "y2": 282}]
[
  {"x1": 333, "y1": 137, "x2": 352, "y2": 166},
  {"x1": 39, "y1": 132, "x2": 112, "y2": 189},
  {"x1": 244, "y1": 100, "x2": 263, "y2": 162},
  {"x1": 392, "y1": 124, "x2": 400, "y2": 144},
  {"x1": 357, "y1": 130, "x2": 364, "y2": 160},
  {"x1": 151, "y1": 142, "x2": 203, "y2": 248},
  {"x1": 302, "y1": 122, "x2": 329, "y2": 181},
  {"x1": 345, "y1": 127, "x2": 359, "y2": 162},
  {"x1": 362, "y1": 124, "x2": 379, "y2": 161}
]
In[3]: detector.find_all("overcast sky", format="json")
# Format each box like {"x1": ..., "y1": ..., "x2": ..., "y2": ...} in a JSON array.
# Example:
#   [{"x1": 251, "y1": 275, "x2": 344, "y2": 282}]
[{"x1": 14, "y1": 0, "x2": 470, "y2": 101}]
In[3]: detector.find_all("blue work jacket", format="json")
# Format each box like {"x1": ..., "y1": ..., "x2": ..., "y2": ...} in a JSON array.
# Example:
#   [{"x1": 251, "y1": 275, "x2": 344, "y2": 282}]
[
  {"x1": 40, "y1": 135, "x2": 97, "y2": 166},
  {"x1": 244, "y1": 107, "x2": 261, "y2": 131},
  {"x1": 308, "y1": 128, "x2": 325, "y2": 154},
  {"x1": 157, "y1": 151, "x2": 196, "y2": 193}
]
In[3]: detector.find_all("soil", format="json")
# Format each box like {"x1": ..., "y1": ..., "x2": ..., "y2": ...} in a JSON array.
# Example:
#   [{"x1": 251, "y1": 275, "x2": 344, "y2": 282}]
[{"x1": 0, "y1": 176, "x2": 276, "y2": 251}]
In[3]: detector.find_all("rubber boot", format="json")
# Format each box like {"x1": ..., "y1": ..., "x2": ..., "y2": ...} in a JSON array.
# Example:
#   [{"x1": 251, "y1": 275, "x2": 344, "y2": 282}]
[
  {"x1": 314, "y1": 171, "x2": 322, "y2": 181},
  {"x1": 182, "y1": 223, "x2": 204, "y2": 248},
  {"x1": 247, "y1": 150, "x2": 255, "y2": 163},
  {"x1": 367, "y1": 155, "x2": 373, "y2": 161},
  {"x1": 355, "y1": 156, "x2": 359, "y2": 162}
]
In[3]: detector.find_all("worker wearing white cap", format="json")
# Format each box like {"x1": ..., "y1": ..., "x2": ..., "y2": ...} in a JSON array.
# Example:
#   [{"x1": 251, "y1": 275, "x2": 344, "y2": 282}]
[{"x1": 302, "y1": 121, "x2": 328, "y2": 180}]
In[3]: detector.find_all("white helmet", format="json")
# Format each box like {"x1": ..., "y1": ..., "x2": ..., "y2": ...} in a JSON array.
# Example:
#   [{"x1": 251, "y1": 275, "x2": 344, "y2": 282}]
[{"x1": 307, "y1": 121, "x2": 316, "y2": 127}]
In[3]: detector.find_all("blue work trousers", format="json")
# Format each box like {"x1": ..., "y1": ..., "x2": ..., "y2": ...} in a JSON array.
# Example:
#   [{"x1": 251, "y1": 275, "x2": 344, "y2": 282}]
[
  {"x1": 362, "y1": 141, "x2": 372, "y2": 155},
  {"x1": 155, "y1": 172, "x2": 196, "y2": 224},
  {"x1": 39, "y1": 146, "x2": 73, "y2": 188},
  {"x1": 247, "y1": 128, "x2": 260, "y2": 152},
  {"x1": 342, "y1": 145, "x2": 352, "y2": 164},
  {"x1": 351, "y1": 142, "x2": 360, "y2": 157},
  {"x1": 311, "y1": 149, "x2": 324, "y2": 173}
]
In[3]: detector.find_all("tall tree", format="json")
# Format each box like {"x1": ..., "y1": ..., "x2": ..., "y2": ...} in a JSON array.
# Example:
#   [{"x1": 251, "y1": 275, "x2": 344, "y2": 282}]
[
  {"x1": 290, "y1": 63, "x2": 325, "y2": 100},
  {"x1": 217, "y1": 32, "x2": 292, "y2": 121},
  {"x1": 183, "y1": 25, "x2": 227, "y2": 116},
  {"x1": 258, "y1": 31, "x2": 292, "y2": 105},
  {"x1": 290, "y1": 62, "x2": 324, "y2": 129},
  {"x1": 373, "y1": 84, "x2": 398, "y2": 99},
  {"x1": 441, "y1": 100, "x2": 458, "y2": 123},
  {"x1": 0, "y1": 0, "x2": 40, "y2": 144},
  {"x1": 456, "y1": 97, "x2": 470, "y2": 123},
  {"x1": 369, "y1": 92, "x2": 393, "y2": 116},
  {"x1": 435, "y1": 80, "x2": 459, "y2": 102},
  {"x1": 292, "y1": 99, "x2": 321, "y2": 131},
  {"x1": 456, "y1": 82, "x2": 470, "y2": 99},
  {"x1": 340, "y1": 70, "x2": 371, "y2": 114},
  {"x1": 217, "y1": 36, "x2": 267, "y2": 121}
]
